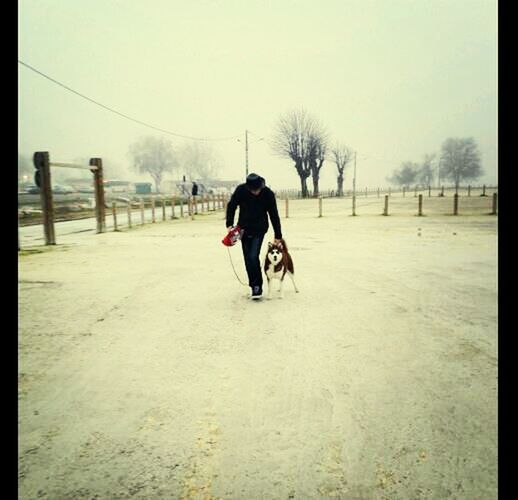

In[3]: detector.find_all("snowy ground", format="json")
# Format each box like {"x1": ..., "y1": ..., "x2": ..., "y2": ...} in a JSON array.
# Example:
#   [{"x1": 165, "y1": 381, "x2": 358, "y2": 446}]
[{"x1": 19, "y1": 194, "x2": 497, "y2": 499}]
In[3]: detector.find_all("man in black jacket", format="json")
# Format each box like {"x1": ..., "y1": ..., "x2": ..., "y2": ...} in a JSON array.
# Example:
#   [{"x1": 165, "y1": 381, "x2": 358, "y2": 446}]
[
  {"x1": 226, "y1": 173, "x2": 283, "y2": 300},
  {"x1": 191, "y1": 181, "x2": 199, "y2": 214}
]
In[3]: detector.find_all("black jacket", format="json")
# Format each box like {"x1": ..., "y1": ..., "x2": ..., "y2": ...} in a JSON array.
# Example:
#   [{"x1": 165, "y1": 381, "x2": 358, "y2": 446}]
[
  {"x1": 191, "y1": 183, "x2": 198, "y2": 196},
  {"x1": 226, "y1": 184, "x2": 282, "y2": 239}
]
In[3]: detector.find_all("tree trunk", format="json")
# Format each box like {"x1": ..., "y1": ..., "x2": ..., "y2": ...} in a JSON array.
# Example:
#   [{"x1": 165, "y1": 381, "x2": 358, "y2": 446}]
[
  {"x1": 312, "y1": 173, "x2": 319, "y2": 198},
  {"x1": 300, "y1": 176, "x2": 308, "y2": 198},
  {"x1": 152, "y1": 173, "x2": 162, "y2": 194},
  {"x1": 337, "y1": 175, "x2": 344, "y2": 197}
]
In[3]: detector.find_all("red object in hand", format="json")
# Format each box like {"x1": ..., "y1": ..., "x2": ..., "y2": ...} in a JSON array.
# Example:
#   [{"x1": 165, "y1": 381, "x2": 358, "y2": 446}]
[{"x1": 222, "y1": 226, "x2": 243, "y2": 246}]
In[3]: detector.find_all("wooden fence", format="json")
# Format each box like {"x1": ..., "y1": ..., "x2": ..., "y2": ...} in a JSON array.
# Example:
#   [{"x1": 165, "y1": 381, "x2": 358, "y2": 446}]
[
  {"x1": 19, "y1": 158, "x2": 498, "y2": 251},
  {"x1": 275, "y1": 184, "x2": 497, "y2": 200},
  {"x1": 281, "y1": 188, "x2": 498, "y2": 218},
  {"x1": 19, "y1": 151, "x2": 230, "y2": 248}
]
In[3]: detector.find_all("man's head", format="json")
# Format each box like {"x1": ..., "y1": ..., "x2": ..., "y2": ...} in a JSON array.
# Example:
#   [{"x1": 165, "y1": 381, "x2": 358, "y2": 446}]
[{"x1": 246, "y1": 173, "x2": 264, "y2": 195}]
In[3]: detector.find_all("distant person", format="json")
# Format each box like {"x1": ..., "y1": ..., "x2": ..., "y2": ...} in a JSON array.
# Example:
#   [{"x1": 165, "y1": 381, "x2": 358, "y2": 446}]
[
  {"x1": 192, "y1": 181, "x2": 199, "y2": 214},
  {"x1": 225, "y1": 173, "x2": 283, "y2": 300}
]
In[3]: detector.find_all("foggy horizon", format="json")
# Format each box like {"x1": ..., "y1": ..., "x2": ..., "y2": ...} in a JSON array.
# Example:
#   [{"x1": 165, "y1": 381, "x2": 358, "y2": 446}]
[{"x1": 18, "y1": 0, "x2": 497, "y2": 191}]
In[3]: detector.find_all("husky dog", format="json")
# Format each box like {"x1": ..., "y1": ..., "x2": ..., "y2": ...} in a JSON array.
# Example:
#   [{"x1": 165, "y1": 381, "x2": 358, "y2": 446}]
[{"x1": 264, "y1": 238, "x2": 299, "y2": 299}]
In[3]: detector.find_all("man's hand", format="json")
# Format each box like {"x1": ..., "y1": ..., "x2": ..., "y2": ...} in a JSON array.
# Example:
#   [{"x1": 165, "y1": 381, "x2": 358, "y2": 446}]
[
  {"x1": 227, "y1": 226, "x2": 234, "y2": 232},
  {"x1": 273, "y1": 238, "x2": 283, "y2": 248}
]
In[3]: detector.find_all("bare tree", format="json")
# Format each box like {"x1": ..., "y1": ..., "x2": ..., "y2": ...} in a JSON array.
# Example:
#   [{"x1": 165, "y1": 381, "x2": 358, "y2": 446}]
[
  {"x1": 331, "y1": 144, "x2": 354, "y2": 196},
  {"x1": 417, "y1": 153, "x2": 436, "y2": 187},
  {"x1": 128, "y1": 136, "x2": 177, "y2": 193},
  {"x1": 440, "y1": 137, "x2": 483, "y2": 192},
  {"x1": 308, "y1": 128, "x2": 328, "y2": 197},
  {"x1": 271, "y1": 108, "x2": 327, "y2": 198},
  {"x1": 387, "y1": 162, "x2": 419, "y2": 186},
  {"x1": 179, "y1": 142, "x2": 221, "y2": 182}
]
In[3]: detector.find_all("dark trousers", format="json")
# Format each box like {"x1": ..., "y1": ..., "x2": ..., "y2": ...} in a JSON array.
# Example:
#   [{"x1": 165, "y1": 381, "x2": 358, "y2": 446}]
[{"x1": 241, "y1": 233, "x2": 265, "y2": 289}]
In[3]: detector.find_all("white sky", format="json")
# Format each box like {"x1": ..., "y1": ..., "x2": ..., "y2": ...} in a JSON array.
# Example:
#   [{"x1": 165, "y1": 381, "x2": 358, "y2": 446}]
[{"x1": 18, "y1": 0, "x2": 497, "y2": 191}]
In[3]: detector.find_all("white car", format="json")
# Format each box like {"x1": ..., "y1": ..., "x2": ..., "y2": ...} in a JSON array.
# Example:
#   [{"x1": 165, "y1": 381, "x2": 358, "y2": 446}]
[{"x1": 53, "y1": 184, "x2": 76, "y2": 194}]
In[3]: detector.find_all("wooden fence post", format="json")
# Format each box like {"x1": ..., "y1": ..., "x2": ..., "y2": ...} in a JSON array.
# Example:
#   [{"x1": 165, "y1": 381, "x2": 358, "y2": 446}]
[
  {"x1": 418, "y1": 194, "x2": 423, "y2": 216},
  {"x1": 383, "y1": 195, "x2": 389, "y2": 216},
  {"x1": 439, "y1": 186, "x2": 444, "y2": 197},
  {"x1": 453, "y1": 193, "x2": 459, "y2": 215},
  {"x1": 34, "y1": 151, "x2": 56, "y2": 245},
  {"x1": 127, "y1": 201, "x2": 132, "y2": 228},
  {"x1": 180, "y1": 199, "x2": 184, "y2": 218},
  {"x1": 377, "y1": 187, "x2": 380, "y2": 198},
  {"x1": 285, "y1": 198, "x2": 289, "y2": 218},
  {"x1": 171, "y1": 196, "x2": 176, "y2": 219},
  {"x1": 90, "y1": 158, "x2": 106, "y2": 234},
  {"x1": 162, "y1": 197, "x2": 166, "y2": 221},
  {"x1": 468, "y1": 185, "x2": 471, "y2": 197},
  {"x1": 318, "y1": 196, "x2": 323, "y2": 217},
  {"x1": 352, "y1": 195, "x2": 356, "y2": 216},
  {"x1": 212, "y1": 195, "x2": 216, "y2": 211},
  {"x1": 481, "y1": 184, "x2": 487, "y2": 197},
  {"x1": 428, "y1": 185, "x2": 431, "y2": 197},
  {"x1": 112, "y1": 201, "x2": 118, "y2": 231},
  {"x1": 151, "y1": 197, "x2": 156, "y2": 222},
  {"x1": 403, "y1": 186, "x2": 406, "y2": 197},
  {"x1": 491, "y1": 193, "x2": 498, "y2": 215},
  {"x1": 140, "y1": 198, "x2": 145, "y2": 224}
]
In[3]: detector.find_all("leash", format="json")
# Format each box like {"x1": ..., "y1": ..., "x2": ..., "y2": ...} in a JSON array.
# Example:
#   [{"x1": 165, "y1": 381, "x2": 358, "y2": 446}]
[{"x1": 226, "y1": 246, "x2": 249, "y2": 287}]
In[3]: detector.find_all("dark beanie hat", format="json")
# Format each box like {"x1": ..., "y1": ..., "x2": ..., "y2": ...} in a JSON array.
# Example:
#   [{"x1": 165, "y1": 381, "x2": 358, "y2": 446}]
[{"x1": 246, "y1": 173, "x2": 264, "y2": 190}]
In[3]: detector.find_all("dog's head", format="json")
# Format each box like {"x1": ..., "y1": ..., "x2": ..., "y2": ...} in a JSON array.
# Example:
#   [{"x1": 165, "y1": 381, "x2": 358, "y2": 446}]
[{"x1": 267, "y1": 242, "x2": 283, "y2": 265}]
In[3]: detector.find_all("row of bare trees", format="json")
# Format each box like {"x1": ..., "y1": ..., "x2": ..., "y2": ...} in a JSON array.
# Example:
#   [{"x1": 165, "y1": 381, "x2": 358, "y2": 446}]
[
  {"x1": 270, "y1": 108, "x2": 486, "y2": 198},
  {"x1": 19, "y1": 109, "x2": 484, "y2": 197},
  {"x1": 387, "y1": 138, "x2": 483, "y2": 191},
  {"x1": 271, "y1": 108, "x2": 355, "y2": 198},
  {"x1": 18, "y1": 142, "x2": 221, "y2": 194},
  {"x1": 128, "y1": 138, "x2": 222, "y2": 193}
]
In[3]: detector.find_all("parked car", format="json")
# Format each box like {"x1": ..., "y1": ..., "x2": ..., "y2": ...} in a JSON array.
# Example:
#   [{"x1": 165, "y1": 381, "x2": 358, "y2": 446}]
[
  {"x1": 52, "y1": 184, "x2": 76, "y2": 194},
  {"x1": 25, "y1": 185, "x2": 40, "y2": 194}
]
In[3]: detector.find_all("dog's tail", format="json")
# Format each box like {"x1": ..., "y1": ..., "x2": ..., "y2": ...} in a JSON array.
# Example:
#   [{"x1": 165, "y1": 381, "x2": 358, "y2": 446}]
[{"x1": 280, "y1": 238, "x2": 288, "y2": 251}]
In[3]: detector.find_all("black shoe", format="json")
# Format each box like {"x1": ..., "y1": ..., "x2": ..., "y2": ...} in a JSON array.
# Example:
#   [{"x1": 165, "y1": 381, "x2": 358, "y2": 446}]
[{"x1": 251, "y1": 286, "x2": 263, "y2": 300}]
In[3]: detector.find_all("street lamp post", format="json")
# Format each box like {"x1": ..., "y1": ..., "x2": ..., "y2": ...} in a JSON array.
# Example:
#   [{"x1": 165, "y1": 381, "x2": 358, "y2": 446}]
[
  {"x1": 238, "y1": 130, "x2": 263, "y2": 179},
  {"x1": 245, "y1": 129, "x2": 249, "y2": 177},
  {"x1": 352, "y1": 151, "x2": 357, "y2": 216}
]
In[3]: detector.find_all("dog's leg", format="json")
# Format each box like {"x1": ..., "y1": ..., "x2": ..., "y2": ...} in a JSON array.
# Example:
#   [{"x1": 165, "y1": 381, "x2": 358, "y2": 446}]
[
  {"x1": 288, "y1": 271, "x2": 299, "y2": 293},
  {"x1": 267, "y1": 277, "x2": 272, "y2": 299}
]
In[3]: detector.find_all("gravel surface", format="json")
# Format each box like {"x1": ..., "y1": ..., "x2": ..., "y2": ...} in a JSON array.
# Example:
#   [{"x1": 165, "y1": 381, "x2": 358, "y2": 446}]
[{"x1": 19, "y1": 199, "x2": 497, "y2": 499}]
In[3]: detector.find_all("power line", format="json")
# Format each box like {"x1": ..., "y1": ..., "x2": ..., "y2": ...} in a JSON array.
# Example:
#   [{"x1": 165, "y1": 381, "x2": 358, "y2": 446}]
[{"x1": 18, "y1": 59, "x2": 241, "y2": 142}]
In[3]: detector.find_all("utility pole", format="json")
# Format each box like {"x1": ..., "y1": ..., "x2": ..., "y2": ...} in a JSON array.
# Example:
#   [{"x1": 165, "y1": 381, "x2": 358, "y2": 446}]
[
  {"x1": 353, "y1": 151, "x2": 357, "y2": 195},
  {"x1": 245, "y1": 129, "x2": 249, "y2": 177},
  {"x1": 352, "y1": 151, "x2": 357, "y2": 216}
]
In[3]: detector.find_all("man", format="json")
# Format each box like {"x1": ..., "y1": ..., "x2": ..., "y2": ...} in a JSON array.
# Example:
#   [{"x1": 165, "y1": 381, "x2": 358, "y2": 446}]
[
  {"x1": 191, "y1": 181, "x2": 199, "y2": 214},
  {"x1": 226, "y1": 173, "x2": 283, "y2": 300}
]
